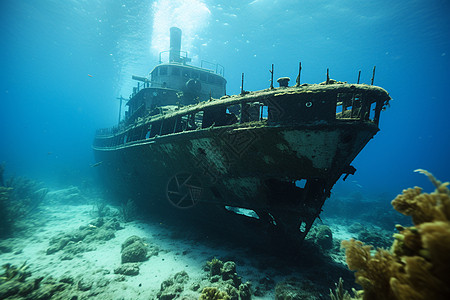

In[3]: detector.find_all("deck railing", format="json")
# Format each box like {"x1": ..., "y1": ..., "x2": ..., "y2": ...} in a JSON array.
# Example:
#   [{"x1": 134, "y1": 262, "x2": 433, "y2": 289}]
[{"x1": 94, "y1": 86, "x2": 389, "y2": 148}]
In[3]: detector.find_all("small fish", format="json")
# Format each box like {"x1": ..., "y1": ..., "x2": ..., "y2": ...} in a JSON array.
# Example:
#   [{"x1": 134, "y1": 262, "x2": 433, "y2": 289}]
[
  {"x1": 91, "y1": 161, "x2": 103, "y2": 167},
  {"x1": 88, "y1": 74, "x2": 93, "y2": 78}
]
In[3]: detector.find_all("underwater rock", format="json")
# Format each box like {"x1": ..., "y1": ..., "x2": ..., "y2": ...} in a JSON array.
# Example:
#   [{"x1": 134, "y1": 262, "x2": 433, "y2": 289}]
[
  {"x1": 190, "y1": 282, "x2": 201, "y2": 291},
  {"x1": 156, "y1": 270, "x2": 189, "y2": 300},
  {"x1": 0, "y1": 264, "x2": 78, "y2": 299},
  {"x1": 207, "y1": 258, "x2": 223, "y2": 277},
  {"x1": 121, "y1": 235, "x2": 148, "y2": 263},
  {"x1": 223, "y1": 283, "x2": 239, "y2": 299},
  {"x1": 315, "y1": 225, "x2": 333, "y2": 249},
  {"x1": 114, "y1": 263, "x2": 140, "y2": 276},
  {"x1": 96, "y1": 277, "x2": 110, "y2": 288},
  {"x1": 348, "y1": 222, "x2": 364, "y2": 234},
  {"x1": 203, "y1": 258, "x2": 250, "y2": 299},
  {"x1": 77, "y1": 277, "x2": 93, "y2": 291},
  {"x1": 46, "y1": 217, "x2": 121, "y2": 256},
  {"x1": 121, "y1": 235, "x2": 142, "y2": 250},
  {"x1": 221, "y1": 261, "x2": 236, "y2": 280},
  {"x1": 238, "y1": 282, "x2": 252, "y2": 300},
  {"x1": 221, "y1": 261, "x2": 241, "y2": 287}
]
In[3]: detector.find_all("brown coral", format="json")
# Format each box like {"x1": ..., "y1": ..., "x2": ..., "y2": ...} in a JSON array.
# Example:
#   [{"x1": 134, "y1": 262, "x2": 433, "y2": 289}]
[{"x1": 341, "y1": 170, "x2": 450, "y2": 300}]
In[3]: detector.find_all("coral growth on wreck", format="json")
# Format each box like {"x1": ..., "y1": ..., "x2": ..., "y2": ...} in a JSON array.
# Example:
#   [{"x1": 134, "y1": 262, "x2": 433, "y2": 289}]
[{"x1": 340, "y1": 169, "x2": 450, "y2": 300}]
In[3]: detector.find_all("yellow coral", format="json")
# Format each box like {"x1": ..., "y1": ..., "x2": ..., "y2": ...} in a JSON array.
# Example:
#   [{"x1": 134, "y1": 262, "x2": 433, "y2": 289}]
[
  {"x1": 199, "y1": 287, "x2": 230, "y2": 300},
  {"x1": 341, "y1": 170, "x2": 450, "y2": 300}
]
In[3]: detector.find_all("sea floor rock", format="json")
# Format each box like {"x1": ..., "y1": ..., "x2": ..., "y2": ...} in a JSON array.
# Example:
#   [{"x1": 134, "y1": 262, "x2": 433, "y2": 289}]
[
  {"x1": 121, "y1": 235, "x2": 148, "y2": 263},
  {"x1": 157, "y1": 270, "x2": 190, "y2": 299},
  {"x1": 114, "y1": 263, "x2": 140, "y2": 276},
  {"x1": 46, "y1": 217, "x2": 122, "y2": 259}
]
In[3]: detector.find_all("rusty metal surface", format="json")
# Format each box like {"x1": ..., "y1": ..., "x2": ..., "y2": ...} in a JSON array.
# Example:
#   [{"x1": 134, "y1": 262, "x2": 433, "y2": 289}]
[{"x1": 93, "y1": 83, "x2": 390, "y2": 246}]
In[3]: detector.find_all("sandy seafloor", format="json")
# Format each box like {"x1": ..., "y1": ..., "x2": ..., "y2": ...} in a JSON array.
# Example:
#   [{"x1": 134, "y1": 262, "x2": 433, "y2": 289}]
[{"x1": 0, "y1": 186, "x2": 393, "y2": 300}]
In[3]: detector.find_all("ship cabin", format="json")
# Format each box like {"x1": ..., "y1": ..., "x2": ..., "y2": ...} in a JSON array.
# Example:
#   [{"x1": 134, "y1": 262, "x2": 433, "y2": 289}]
[{"x1": 125, "y1": 27, "x2": 227, "y2": 124}]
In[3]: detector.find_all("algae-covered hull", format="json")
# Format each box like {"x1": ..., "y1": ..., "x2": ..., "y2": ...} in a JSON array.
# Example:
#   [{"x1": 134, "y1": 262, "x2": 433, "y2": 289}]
[{"x1": 94, "y1": 84, "x2": 388, "y2": 246}]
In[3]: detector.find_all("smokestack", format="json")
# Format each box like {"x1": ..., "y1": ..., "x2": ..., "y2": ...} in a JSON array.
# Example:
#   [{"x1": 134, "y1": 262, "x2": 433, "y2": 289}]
[{"x1": 169, "y1": 27, "x2": 182, "y2": 63}]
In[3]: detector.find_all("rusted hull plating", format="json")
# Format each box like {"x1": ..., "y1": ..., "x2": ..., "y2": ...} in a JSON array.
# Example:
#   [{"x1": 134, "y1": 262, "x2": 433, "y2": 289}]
[{"x1": 94, "y1": 121, "x2": 379, "y2": 245}]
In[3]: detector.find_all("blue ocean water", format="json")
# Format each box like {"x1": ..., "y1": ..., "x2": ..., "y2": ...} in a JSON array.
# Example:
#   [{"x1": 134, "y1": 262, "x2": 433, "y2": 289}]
[{"x1": 1, "y1": 0, "x2": 449, "y2": 196}]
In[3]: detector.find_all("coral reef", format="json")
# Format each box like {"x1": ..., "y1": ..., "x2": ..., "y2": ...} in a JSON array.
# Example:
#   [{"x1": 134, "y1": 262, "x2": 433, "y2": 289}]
[
  {"x1": 0, "y1": 171, "x2": 48, "y2": 237},
  {"x1": 329, "y1": 278, "x2": 360, "y2": 300},
  {"x1": 157, "y1": 270, "x2": 190, "y2": 299},
  {"x1": 203, "y1": 258, "x2": 252, "y2": 300},
  {"x1": 0, "y1": 262, "x2": 112, "y2": 299},
  {"x1": 207, "y1": 257, "x2": 224, "y2": 277},
  {"x1": 340, "y1": 170, "x2": 450, "y2": 300},
  {"x1": 199, "y1": 286, "x2": 231, "y2": 300},
  {"x1": 155, "y1": 258, "x2": 252, "y2": 299}
]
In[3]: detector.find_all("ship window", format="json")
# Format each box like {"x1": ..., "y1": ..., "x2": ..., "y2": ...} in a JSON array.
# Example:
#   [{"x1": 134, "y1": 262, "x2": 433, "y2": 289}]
[
  {"x1": 160, "y1": 117, "x2": 176, "y2": 136},
  {"x1": 369, "y1": 102, "x2": 376, "y2": 121},
  {"x1": 299, "y1": 221, "x2": 306, "y2": 233},
  {"x1": 123, "y1": 134, "x2": 127, "y2": 144},
  {"x1": 150, "y1": 121, "x2": 161, "y2": 138},
  {"x1": 225, "y1": 105, "x2": 239, "y2": 125},
  {"x1": 194, "y1": 111, "x2": 204, "y2": 128},
  {"x1": 181, "y1": 115, "x2": 189, "y2": 131},
  {"x1": 199, "y1": 72, "x2": 207, "y2": 81},
  {"x1": 260, "y1": 105, "x2": 268, "y2": 120},
  {"x1": 225, "y1": 206, "x2": 259, "y2": 220},
  {"x1": 173, "y1": 116, "x2": 182, "y2": 133},
  {"x1": 159, "y1": 66, "x2": 168, "y2": 75},
  {"x1": 295, "y1": 179, "x2": 307, "y2": 189},
  {"x1": 171, "y1": 67, "x2": 181, "y2": 76}
]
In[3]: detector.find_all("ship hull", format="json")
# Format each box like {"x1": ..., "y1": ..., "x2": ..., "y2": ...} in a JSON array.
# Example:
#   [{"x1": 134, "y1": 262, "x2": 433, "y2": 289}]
[{"x1": 94, "y1": 121, "x2": 378, "y2": 246}]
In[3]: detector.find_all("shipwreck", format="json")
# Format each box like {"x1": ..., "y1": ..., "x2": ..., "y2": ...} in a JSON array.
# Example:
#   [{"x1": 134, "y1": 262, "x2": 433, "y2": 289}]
[{"x1": 93, "y1": 27, "x2": 391, "y2": 246}]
